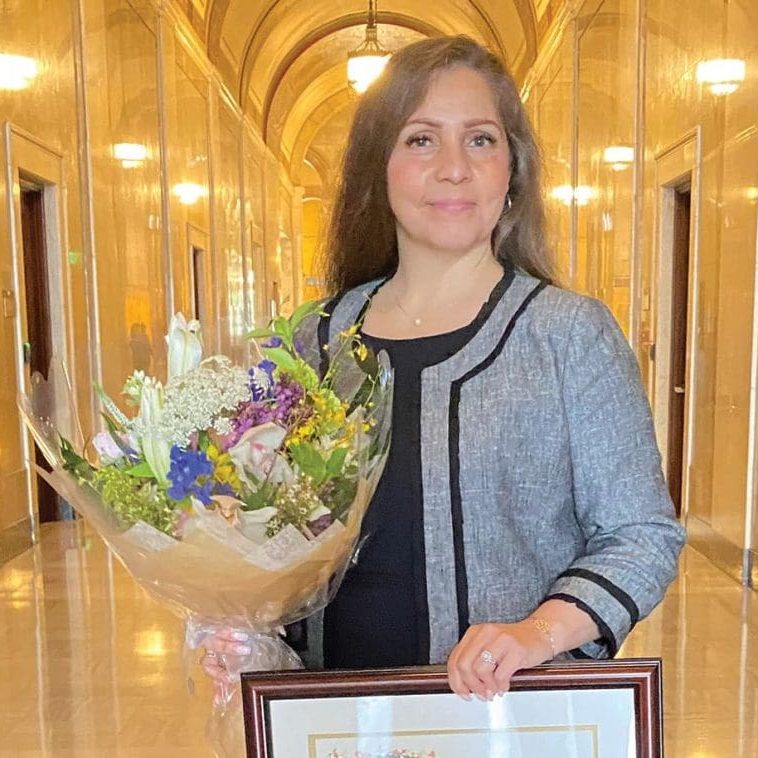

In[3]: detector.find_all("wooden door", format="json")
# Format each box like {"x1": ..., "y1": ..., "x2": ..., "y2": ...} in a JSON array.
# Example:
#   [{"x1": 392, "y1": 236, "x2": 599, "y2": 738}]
[{"x1": 666, "y1": 186, "x2": 691, "y2": 516}]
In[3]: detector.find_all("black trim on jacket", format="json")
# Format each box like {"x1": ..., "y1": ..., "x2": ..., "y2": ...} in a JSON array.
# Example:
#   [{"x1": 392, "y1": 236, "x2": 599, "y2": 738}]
[
  {"x1": 558, "y1": 567, "x2": 641, "y2": 626},
  {"x1": 448, "y1": 280, "x2": 548, "y2": 638}
]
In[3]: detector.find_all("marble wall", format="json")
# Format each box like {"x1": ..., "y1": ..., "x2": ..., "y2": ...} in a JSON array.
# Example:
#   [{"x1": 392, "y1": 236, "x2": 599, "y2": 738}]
[{"x1": 526, "y1": 0, "x2": 758, "y2": 583}]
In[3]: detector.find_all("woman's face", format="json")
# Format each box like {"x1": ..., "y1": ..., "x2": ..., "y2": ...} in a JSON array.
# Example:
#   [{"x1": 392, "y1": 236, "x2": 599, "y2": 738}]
[{"x1": 386, "y1": 65, "x2": 512, "y2": 259}]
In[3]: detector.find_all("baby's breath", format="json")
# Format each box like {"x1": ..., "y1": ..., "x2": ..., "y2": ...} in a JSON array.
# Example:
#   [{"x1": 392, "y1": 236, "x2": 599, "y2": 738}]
[{"x1": 135, "y1": 357, "x2": 250, "y2": 446}]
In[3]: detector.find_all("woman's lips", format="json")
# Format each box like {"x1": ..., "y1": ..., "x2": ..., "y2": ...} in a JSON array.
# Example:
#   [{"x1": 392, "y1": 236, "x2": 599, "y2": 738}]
[{"x1": 428, "y1": 200, "x2": 476, "y2": 212}]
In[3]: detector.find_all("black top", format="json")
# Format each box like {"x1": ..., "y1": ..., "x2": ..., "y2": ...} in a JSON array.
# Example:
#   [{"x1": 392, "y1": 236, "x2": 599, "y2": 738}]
[{"x1": 322, "y1": 273, "x2": 509, "y2": 669}]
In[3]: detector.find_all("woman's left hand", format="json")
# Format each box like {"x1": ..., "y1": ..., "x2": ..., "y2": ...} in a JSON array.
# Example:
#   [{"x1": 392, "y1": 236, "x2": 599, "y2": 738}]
[{"x1": 446, "y1": 621, "x2": 553, "y2": 701}]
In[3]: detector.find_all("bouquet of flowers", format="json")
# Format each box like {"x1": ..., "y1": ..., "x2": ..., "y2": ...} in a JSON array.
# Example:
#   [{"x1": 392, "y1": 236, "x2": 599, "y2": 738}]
[{"x1": 18, "y1": 302, "x2": 392, "y2": 754}]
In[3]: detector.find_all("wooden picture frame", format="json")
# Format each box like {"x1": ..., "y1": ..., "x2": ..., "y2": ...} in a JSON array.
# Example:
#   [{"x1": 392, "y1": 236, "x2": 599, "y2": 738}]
[{"x1": 242, "y1": 658, "x2": 662, "y2": 757}]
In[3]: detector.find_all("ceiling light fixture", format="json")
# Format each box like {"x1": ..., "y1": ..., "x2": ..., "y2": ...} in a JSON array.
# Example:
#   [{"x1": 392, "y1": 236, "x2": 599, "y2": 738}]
[{"x1": 347, "y1": 0, "x2": 390, "y2": 94}]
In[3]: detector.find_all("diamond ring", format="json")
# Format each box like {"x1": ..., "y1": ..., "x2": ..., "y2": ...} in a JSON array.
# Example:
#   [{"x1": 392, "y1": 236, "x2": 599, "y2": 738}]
[{"x1": 480, "y1": 649, "x2": 497, "y2": 667}]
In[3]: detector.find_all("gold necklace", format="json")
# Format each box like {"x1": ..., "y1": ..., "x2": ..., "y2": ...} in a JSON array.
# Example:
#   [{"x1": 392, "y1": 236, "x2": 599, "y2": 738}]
[{"x1": 393, "y1": 290, "x2": 423, "y2": 326}]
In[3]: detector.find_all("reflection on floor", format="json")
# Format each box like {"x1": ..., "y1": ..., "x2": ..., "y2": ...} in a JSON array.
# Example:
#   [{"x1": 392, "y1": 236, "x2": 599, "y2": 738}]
[{"x1": 0, "y1": 521, "x2": 756, "y2": 756}]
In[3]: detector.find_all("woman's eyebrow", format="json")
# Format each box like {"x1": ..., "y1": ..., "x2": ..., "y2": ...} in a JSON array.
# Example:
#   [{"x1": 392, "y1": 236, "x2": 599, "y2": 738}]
[{"x1": 402, "y1": 118, "x2": 503, "y2": 130}]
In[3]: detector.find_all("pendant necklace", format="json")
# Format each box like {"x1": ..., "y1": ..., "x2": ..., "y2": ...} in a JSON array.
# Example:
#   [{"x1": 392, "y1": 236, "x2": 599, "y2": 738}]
[{"x1": 393, "y1": 291, "x2": 423, "y2": 326}]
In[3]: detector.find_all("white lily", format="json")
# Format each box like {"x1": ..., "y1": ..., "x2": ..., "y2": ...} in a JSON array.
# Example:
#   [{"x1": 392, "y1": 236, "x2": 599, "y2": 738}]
[
  {"x1": 141, "y1": 433, "x2": 171, "y2": 486},
  {"x1": 229, "y1": 422, "x2": 295, "y2": 486},
  {"x1": 139, "y1": 378, "x2": 171, "y2": 485},
  {"x1": 166, "y1": 313, "x2": 203, "y2": 380}
]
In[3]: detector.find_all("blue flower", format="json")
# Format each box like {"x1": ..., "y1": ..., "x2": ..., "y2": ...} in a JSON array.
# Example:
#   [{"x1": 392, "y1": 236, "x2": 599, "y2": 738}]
[
  {"x1": 248, "y1": 367, "x2": 266, "y2": 401},
  {"x1": 167, "y1": 446, "x2": 214, "y2": 502},
  {"x1": 262, "y1": 336, "x2": 283, "y2": 349},
  {"x1": 258, "y1": 359, "x2": 276, "y2": 383}
]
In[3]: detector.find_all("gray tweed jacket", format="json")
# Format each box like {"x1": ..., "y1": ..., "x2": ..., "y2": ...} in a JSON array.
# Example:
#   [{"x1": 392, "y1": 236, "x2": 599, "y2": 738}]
[{"x1": 299, "y1": 267, "x2": 685, "y2": 665}]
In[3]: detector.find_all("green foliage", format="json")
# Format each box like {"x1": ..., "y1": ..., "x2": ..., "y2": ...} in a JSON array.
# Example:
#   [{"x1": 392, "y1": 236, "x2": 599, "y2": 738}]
[
  {"x1": 240, "y1": 477, "x2": 280, "y2": 511},
  {"x1": 247, "y1": 300, "x2": 323, "y2": 351},
  {"x1": 288, "y1": 443, "x2": 351, "y2": 488},
  {"x1": 60, "y1": 436, "x2": 94, "y2": 481},
  {"x1": 262, "y1": 346, "x2": 320, "y2": 391},
  {"x1": 318, "y1": 476, "x2": 358, "y2": 521},
  {"x1": 123, "y1": 461, "x2": 153, "y2": 478},
  {"x1": 289, "y1": 442, "x2": 327, "y2": 486},
  {"x1": 92, "y1": 466, "x2": 178, "y2": 535},
  {"x1": 326, "y1": 447, "x2": 348, "y2": 479},
  {"x1": 261, "y1": 346, "x2": 299, "y2": 374}
]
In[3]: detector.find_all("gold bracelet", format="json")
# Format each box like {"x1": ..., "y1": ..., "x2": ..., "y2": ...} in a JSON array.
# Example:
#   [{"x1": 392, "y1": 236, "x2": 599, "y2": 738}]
[{"x1": 529, "y1": 617, "x2": 556, "y2": 659}]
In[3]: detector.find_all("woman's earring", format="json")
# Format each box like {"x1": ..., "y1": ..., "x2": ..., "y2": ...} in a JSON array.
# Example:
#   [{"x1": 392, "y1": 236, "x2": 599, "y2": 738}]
[{"x1": 505, "y1": 194, "x2": 513, "y2": 211}]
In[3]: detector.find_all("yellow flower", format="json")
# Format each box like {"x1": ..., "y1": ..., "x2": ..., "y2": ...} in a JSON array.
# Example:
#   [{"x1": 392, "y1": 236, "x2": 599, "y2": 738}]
[
  {"x1": 288, "y1": 420, "x2": 316, "y2": 445},
  {"x1": 207, "y1": 443, "x2": 242, "y2": 492},
  {"x1": 355, "y1": 343, "x2": 368, "y2": 362}
]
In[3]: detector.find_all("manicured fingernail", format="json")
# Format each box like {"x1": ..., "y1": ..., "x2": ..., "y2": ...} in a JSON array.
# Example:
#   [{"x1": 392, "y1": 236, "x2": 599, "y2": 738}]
[
  {"x1": 475, "y1": 693, "x2": 486, "y2": 702},
  {"x1": 497, "y1": 690, "x2": 504, "y2": 697},
  {"x1": 486, "y1": 690, "x2": 494, "y2": 701},
  {"x1": 234, "y1": 644, "x2": 251, "y2": 655},
  {"x1": 231, "y1": 631, "x2": 249, "y2": 642}
]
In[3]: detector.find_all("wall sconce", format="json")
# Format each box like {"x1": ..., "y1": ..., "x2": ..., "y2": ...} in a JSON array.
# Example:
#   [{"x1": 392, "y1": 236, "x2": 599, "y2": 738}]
[
  {"x1": 172, "y1": 182, "x2": 208, "y2": 205},
  {"x1": 696, "y1": 58, "x2": 746, "y2": 95},
  {"x1": 347, "y1": 0, "x2": 390, "y2": 93},
  {"x1": 113, "y1": 142, "x2": 148, "y2": 169},
  {"x1": 0, "y1": 54, "x2": 38, "y2": 90},
  {"x1": 549, "y1": 184, "x2": 595, "y2": 207},
  {"x1": 602, "y1": 146, "x2": 634, "y2": 171}
]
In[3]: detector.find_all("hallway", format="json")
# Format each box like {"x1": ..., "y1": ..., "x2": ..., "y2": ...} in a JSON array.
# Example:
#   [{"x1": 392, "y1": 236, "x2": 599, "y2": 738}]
[{"x1": 3, "y1": 1, "x2": 758, "y2": 755}]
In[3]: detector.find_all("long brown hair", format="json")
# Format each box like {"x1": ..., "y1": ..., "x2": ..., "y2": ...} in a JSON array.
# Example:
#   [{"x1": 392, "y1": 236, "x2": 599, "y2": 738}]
[{"x1": 324, "y1": 35, "x2": 555, "y2": 293}]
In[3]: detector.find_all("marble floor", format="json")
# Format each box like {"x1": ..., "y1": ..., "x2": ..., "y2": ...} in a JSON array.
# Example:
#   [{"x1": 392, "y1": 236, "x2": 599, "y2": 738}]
[{"x1": 0, "y1": 521, "x2": 756, "y2": 757}]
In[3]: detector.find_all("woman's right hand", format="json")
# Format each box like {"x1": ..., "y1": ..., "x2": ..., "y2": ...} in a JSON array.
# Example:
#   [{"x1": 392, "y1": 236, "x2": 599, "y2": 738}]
[{"x1": 200, "y1": 627, "x2": 253, "y2": 705}]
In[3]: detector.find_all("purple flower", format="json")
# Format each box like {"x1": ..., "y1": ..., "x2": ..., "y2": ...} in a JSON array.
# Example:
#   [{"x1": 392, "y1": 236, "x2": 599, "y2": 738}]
[
  {"x1": 262, "y1": 336, "x2": 283, "y2": 348},
  {"x1": 226, "y1": 376, "x2": 307, "y2": 448}
]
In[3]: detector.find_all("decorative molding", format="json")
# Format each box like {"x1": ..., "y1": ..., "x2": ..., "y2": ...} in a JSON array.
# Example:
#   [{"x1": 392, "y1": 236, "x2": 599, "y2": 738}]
[
  {"x1": 257, "y1": 13, "x2": 442, "y2": 137},
  {"x1": 520, "y1": 0, "x2": 580, "y2": 99}
]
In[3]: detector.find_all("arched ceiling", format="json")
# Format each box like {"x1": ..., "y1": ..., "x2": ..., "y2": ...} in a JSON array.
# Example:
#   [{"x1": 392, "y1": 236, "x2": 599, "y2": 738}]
[{"x1": 201, "y1": 1, "x2": 541, "y2": 190}]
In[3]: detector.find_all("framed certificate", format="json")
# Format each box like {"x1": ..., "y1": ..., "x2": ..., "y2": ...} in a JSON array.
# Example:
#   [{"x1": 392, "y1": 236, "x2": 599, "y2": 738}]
[{"x1": 241, "y1": 658, "x2": 662, "y2": 757}]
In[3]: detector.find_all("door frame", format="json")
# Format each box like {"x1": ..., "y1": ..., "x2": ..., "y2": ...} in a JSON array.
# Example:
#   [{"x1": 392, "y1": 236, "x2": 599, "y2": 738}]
[
  {"x1": 2, "y1": 122, "x2": 75, "y2": 540},
  {"x1": 652, "y1": 128, "x2": 702, "y2": 524}
]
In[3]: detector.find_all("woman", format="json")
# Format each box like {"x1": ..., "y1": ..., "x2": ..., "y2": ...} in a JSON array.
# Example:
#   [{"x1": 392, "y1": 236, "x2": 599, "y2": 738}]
[{"x1": 204, "y1": 35, "x2": 685, "y2": 703}]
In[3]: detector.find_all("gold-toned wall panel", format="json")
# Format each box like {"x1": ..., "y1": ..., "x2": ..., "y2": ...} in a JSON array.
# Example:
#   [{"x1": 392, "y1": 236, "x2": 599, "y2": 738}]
[
  {"x1": 530, "y1": 0, "x2": 758, "y2": 578},
  {"x1": 242, "y1": 130, "x2": 267, "y2": 328},
  {"x1": 214, "y1": 99, "x2": 245, "y2": 361},
  {"x1": 533, "y1": 34, "x2": 573, "y2": 285},
  {"x1": 83, "y1": 0, "x2": 166, "y2": 400},
  {"x1": 0, "y1": 0, "x2": 90, "y2": 529},
  {"x1": 575, "y1": 0, "x2": 636, "y2": 335},
  {"x1": 165, "y1": 39, "x2": 213, "y2": 342}
]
